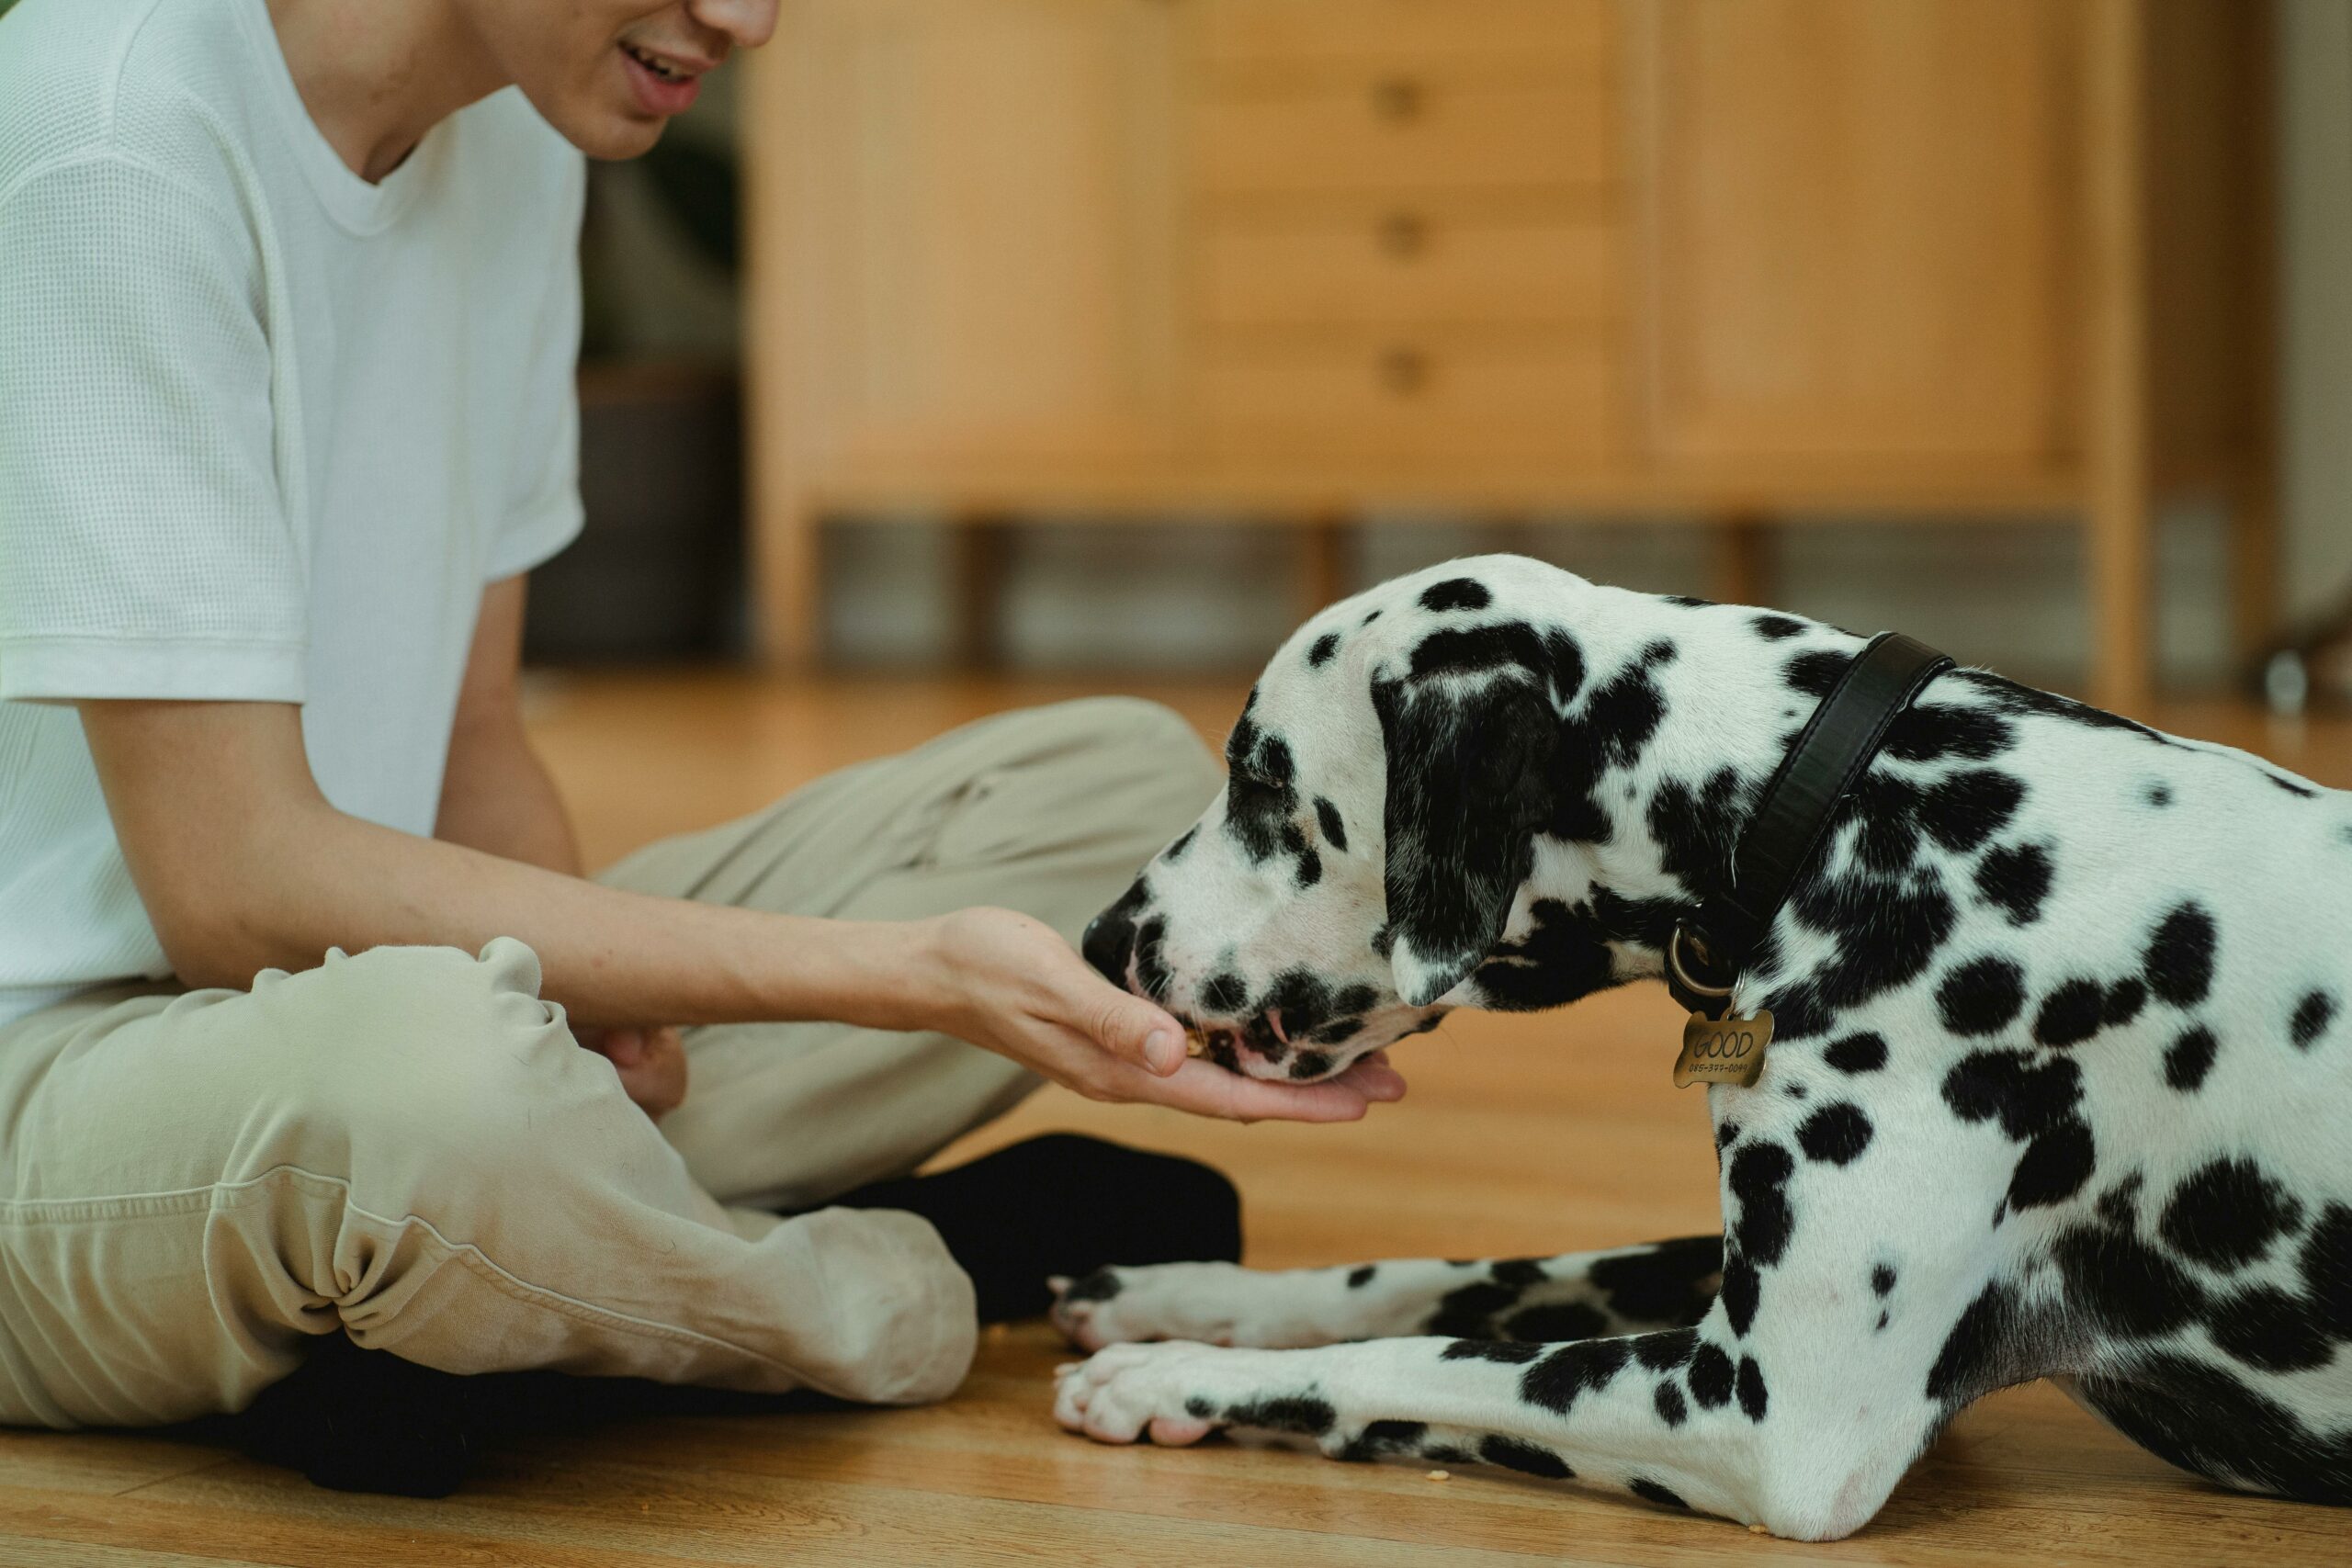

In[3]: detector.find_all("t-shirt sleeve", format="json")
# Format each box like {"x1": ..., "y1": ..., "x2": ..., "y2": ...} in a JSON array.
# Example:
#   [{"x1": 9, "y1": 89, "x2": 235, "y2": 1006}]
[
  {"x1": 484, "y1": 154, "x2": 586, "y2": 583},
  {"x1": 0, "y1": 152, "x2": 309, "y2": 704}
]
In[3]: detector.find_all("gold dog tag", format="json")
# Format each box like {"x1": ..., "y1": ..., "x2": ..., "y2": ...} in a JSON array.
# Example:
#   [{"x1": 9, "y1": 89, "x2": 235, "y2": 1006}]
[{"x1": 1674, "y1": 1011, "x2": 1773, "y2": 1089}]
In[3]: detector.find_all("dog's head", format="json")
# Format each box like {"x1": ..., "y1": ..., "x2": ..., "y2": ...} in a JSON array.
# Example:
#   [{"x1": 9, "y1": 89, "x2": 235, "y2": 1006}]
[{"x1": 1082, "y1": 556, "x2": 1706, "y2": 1082}]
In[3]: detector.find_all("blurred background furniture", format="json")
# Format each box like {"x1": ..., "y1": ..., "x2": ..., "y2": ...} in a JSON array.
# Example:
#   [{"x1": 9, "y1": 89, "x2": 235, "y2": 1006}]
[{"x1": 742, "y1": 0, "x2": 2275, "y2": 709}]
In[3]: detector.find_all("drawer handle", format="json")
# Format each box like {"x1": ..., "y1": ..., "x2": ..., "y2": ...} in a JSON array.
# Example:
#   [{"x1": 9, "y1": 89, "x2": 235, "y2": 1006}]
[
  {"x1": 1378, "y1": 345, "x2": 1430, "y2": 397},
  {"x1": 1371, "y1": 76, "x2": 1425, "y2": 123},
  {"x1": 1377, "y1": 212, "x2": 1430, "y2": 260}
]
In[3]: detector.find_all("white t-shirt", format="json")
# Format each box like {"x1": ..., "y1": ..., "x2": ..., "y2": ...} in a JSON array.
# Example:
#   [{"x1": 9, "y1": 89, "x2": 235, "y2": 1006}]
[{"x1": 0, "y1": 0, "x2": 586, "y2": 1025}]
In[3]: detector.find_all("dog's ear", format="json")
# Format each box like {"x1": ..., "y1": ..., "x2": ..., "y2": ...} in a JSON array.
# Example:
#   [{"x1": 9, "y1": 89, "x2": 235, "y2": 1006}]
[{"x1": 1376, "y1": 671, "x2": 1555, "y2": 1007}]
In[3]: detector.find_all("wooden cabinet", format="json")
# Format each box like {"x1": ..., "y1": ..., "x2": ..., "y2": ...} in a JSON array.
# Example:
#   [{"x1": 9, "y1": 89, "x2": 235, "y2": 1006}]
[{"x1": 744, "y1": 0, "x2": 2274, "y2": 708}]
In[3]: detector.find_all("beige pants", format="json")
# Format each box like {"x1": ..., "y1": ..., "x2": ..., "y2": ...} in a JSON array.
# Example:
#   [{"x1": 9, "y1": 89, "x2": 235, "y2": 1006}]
[{"x1": 0, "y1": 698, "x2": 1219, "y2": 1429}]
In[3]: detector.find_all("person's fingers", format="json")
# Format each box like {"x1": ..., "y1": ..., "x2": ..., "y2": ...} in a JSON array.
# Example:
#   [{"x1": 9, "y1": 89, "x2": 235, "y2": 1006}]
[
  {"x1": 600, "y1": 1026, "x2": 648, "y2": 1067},
  {"x1": 1136, "y1": 1058, "x2": 1374, "y2": 1123},
  {"x1": 1075, "y1": 979, "x2": 1187, "y2": 1077}
]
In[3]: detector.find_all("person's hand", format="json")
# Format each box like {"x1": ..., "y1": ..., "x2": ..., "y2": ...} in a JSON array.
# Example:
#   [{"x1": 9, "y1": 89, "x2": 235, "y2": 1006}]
[
  {"x1": 914, "y1": 907, "x2": 1407, "y2": 1123},
  {"x1": 575, "y1": 1023, "x2": 689, "y2": 1120}
]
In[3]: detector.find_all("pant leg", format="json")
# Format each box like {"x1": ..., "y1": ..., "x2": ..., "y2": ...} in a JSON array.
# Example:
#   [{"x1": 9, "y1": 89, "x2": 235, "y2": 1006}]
[
  {"x1": 597, "y1": 696, "x2": 1223, "y2": 1212},
  {"x1": 0, "y1": 939, "x2": 973, "y2": 1429}
]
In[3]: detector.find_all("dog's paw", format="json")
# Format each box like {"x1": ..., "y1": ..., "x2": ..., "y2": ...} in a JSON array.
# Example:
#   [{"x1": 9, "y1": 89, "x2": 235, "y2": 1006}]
[
  {"x1": 1052, "y1": 1341, "x2": 1297, "y2": 1446},
  {"x1": 1048, "y1": 1262, "x2": 1298, "y2": 1350}
]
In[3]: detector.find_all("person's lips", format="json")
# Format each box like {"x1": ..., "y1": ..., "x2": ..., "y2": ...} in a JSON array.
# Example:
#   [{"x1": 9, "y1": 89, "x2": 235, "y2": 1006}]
[{"x1": 618, "y1": 39, "x2": 708, "y2": 116}]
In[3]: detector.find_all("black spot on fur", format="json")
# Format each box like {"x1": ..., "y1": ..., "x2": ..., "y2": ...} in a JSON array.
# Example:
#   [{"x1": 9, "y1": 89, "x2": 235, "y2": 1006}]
[
  {"x1": 2144, "y1": 782, "x2": 2174, "y2": 807},
  {"x1": 1363, "y1": 608, "x2": 1382, "y2": 625},
  {"x1": 1165, "y1": 826, "x2": 1196, "y2": 861},
  {"x1": 1687, "y1": 1345, "x2": 1735, "y2": 1409},
  {"x1": 1629, "y1": 1478, "x2": 1690, "y2": 1509},
  {"x1": 1653, "y1": 1382, "x2": 1689, "y2": 1427},
  {"x1": 1917, "y1": 770, "x2": 2026, "y2": 854},
  {"x1": 1824, "y1": 1032, "x2": 1888, "y2": 1074},
  {"x1": 1440, "y1": 1338, "x2": 1546, "y2": 1365},
  {"x1": 1938, "y1": 957, "x2": 2027, "y2": 1036},
  {"x1": 1288, "y1": 1050, "x2": 1331, "y2": 1079},
  {"x1": 2159, "y1": 1158, "x2": 2305, "y2": 1270},
  {"x1": 1953, "y1": 670, "x2": 2177, "y2": 749},
  {"x1": 2097, "y1": 1173, "x2": 2145, "y2": 1229},
  {"x1": 1313, "y1": 796, "x2": 1348, "y2": 852},
  {"x1": 1223, "y1": 1395, "x2": 1336, "y2": 1436},
  {"x1": 2301, "y1": 1204, "x2": 2352, "y2": 1329},
  {"x1": 1307, "y1": 632, "x2": 1340, "y2": 668},
  {"x1": 1973, "y1": 842, "x2": 2053, "y2": 926},
  {"x1": 2007, "y1": 1121, "x2": 2098, "y2": 1210},
  {"x1": 1347, "y1": 1265, "x2": 1376, "y2": 1289},
  {"x1": 2264, "y1": 770, "x2": 2320, "y2": 799},
  {"x1": 1647, "y1": 766, "x2": 1747, "y2": 896},
  {"x1": 1871, "y1": 1265, "x2": 1896, "y2": 1297},
  {"x1": 1751, "y1": 614, "x2": 1806, "y2": 640},
  {"x1": 1728, "y1": 1144, "x2": 1796, "y2": 1267},
  {"x1": 1506, "y1": 1303, "x2": 1610, "y2": 1343},
  {"x1": 1480, "y1": 1435, "x2": 1572, "y2": 1479},
  {"x1": 2056, "y1": 1224, "x2": 2205, "y2": 1337},
  {"x1": 1736, "y1": 1357, "x2": 1769, "y2": 1421},
  {"x1": 1797, "y1": 1103, "x2": 1874, "y2": 1165},
  {"x1": 1926, "y1": 1281, "x2": 2019, "y2": 1404},
  {"x1": 1781, "y1": 874, "x2": 1957, "y2": 1023},
  {"x1": 1520, "y1": 1337, "x2": 1633, "y2": 1415},
  {"x1": 2208, "y1": 1286, "x2": 2336, "y2": 1372},
  {"x1": 1473, "y1": 898, "x2": 1618, "y2": 1013},
  {"x1": 1634, "y1": 1327, "x2": 1699, "y2": 1371},
  {"x1": 2033, "y1": 979, "x2": 2108, "y2": 1049},
  {"x1": 1785, "y1": 649, "x2": 1850, "y2": 699},
  {"x1": 1060, "y1": 1268, "x2": 1122, "y2": 1305},
  {"x1": 2164, "y1": 1025, "x2": 2219, "y2": 1091},
  {"x1": 1715, "y1": 1120, "x2": 1742, "y2": 1149},
  {"x1": 2103, "y1": 977, "x2": 2147, "y2": 1028},
  {"x1": 1589, "y1": 1236, "x2": 1724, "y2": 1326},
  {"x1": 1719, "y1": 1256, "x2": 1760, "y2": 1337},
  {"x1": 1338, "y1": 1419, "x2": 1428, "y2": 1461},
  {"x1": 1943, "y1": 1050, "x2": 2082, "y2": 1140},
  {"x1": 1884, "y1": 704, "x2": 2017, "y2": 764},
  {"x1": 1419, "y1": 577, "x2": 1492, "y2": 614},
  {"x1": 2077, "y1": 1353, "x2": 2352, "y2": 1503},
  {"x1": 2291, "y1": 990, "x2": 2338, "y2": 1051},
  {"x1": 1295, "y1": 849, "x2": 1322, "y2": 888},
  {"x1": 2143, "y1": 902, "x2": 2218, "y2": 1009}
]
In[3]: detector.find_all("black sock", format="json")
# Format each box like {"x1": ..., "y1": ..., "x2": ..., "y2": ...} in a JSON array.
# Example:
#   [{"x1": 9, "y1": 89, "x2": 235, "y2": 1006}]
[
  {"x1": 206, "y1": 1134, "x2": 1239, "y2": 1495},
  {"x1": 822, "y1": 1133, "x2": 1244, "y2": 1322}
]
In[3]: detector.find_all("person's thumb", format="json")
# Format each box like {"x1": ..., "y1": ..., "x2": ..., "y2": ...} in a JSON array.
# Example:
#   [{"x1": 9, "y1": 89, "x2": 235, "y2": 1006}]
[
  {"x1": 603, "y1": 1027, "x2": 647, "y2": 1067},
  {"x1": 1091, "y1": 987, "x2": 1186, "y2": 1076}
]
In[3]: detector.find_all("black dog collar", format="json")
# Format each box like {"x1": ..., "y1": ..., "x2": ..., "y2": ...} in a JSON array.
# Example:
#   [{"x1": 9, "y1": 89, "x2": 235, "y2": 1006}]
[{"x1": 1664, "y1": 631, "x2": 1955, "y2": 1021}]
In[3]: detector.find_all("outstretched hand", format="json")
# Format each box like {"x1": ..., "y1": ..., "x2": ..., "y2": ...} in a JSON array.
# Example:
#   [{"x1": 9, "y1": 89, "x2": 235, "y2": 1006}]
[{"x1": 918, "y1": 907, "x2": 1407, "y2": 1123}]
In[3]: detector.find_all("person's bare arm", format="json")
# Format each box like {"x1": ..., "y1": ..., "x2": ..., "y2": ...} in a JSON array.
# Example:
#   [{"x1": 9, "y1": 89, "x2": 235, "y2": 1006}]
[
  {"x1": 433, "y1": 575, "x2": 582, "y2": 875},
  {"x1": 75, "y1": 634, "x2": 1404, "y2": 1125}
]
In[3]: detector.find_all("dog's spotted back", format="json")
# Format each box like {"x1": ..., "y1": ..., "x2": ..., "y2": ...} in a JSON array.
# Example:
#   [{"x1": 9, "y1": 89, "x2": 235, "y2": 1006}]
[{"x1": 1070, "y1": 555, "x2": 2352, "y2": 1537}]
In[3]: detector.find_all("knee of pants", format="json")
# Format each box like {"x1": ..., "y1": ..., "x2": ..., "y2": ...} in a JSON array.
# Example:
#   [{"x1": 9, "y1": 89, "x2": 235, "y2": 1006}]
[
  {"x1": 234, "y1": 938, "x2": 584, "y2": 1179},
  {"x1": 1039, "y1": 695, "x2": 1225, "y2": 835}
]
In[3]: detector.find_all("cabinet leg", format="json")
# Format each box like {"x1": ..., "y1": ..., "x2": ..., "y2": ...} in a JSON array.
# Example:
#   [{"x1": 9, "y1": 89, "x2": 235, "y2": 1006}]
[
  {"x1": 754, "y1": 495, "x2": 822, "y2": 672},
  {"x1": 950, "y1": 515, "x2": 1013, "y2": 670},
  {"x1": 1710, "y1": 513, "x2": 1771, "y2": 607},
  {"x1": 1298, "y1": 514, "x2": 1350, "y2": 622}
]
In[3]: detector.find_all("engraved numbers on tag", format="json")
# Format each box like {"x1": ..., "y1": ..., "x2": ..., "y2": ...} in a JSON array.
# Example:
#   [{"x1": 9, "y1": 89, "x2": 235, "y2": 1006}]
[{"x1": 1673, "y1": 1010, "x2": 1775, "y2": 1089}]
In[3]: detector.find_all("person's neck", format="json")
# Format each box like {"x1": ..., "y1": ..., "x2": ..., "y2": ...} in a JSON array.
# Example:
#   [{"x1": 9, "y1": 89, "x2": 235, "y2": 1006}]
[{"x1": 266, "y1": 0, "x2": 507, "y2": 182}]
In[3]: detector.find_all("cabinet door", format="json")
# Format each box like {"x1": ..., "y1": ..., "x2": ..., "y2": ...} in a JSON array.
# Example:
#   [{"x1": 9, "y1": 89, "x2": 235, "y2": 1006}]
[
  {"x1": 752, "y1": 0, "x2": 1180, "y2": 468},
  {"x1": 1635, "y1": 0, "x2": 2076, "y2": 465}
]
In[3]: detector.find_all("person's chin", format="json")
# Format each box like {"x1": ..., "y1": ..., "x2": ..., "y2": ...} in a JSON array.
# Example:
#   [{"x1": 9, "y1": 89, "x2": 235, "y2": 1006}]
[{"x1": 559, "y1": 105, "x2": 668, "y2": 161}]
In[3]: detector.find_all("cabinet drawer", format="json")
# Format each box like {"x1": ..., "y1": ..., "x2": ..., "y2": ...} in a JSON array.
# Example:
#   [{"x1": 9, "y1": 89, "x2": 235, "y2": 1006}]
[
  {"x1": 1195, "y1": 77, "x2": 1614, "y2": 195},
  {"x1": 1202, "y1": 212, "x2": 1619, "y2": 328},
  {"x1": 1197, "y1": 0, "x2": 1612, "y2": 78},
  {"x1": 1201, "y1": 340, "x2": 1617, "y2": 461}
]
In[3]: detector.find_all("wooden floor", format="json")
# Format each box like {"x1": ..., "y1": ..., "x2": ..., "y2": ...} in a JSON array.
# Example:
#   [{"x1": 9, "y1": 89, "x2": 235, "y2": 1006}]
[{"x1": 8, "y1": 672, "x2": 2352, "y2": 1565}]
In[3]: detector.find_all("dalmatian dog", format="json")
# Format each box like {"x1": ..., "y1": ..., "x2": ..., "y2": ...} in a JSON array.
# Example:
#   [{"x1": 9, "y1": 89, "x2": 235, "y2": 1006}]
[{"x1": 1057, "y1": 554, "x2": 2352, "y2": 1540}]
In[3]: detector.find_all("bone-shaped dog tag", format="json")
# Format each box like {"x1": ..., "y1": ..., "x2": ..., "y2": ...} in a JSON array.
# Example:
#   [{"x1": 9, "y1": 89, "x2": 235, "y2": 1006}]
[{"x1": 1674, "y1": 1011, "x2": 1773, "y2": 1089}]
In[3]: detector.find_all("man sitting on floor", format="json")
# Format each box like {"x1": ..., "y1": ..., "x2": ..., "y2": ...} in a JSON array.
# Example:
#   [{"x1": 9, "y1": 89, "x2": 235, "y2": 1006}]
[{"x1": 0, "y1": 0, "x2": 1405, "y2": 1494}]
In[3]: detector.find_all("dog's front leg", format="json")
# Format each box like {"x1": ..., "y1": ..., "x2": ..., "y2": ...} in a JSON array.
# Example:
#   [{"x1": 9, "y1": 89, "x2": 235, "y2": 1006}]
[
  {"x1": 1054, "y1": 1307, "x2": 1940, "y2": 1540},
  {"x1": 1051, "y1": 1235, "x2": 1723, "y2": 1350}
]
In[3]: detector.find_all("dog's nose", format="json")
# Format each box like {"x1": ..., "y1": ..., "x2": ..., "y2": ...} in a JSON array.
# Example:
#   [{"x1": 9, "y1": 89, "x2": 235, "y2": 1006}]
[{"x1": 1082, "y1": 882, "x2": 1147, "y2": 987}]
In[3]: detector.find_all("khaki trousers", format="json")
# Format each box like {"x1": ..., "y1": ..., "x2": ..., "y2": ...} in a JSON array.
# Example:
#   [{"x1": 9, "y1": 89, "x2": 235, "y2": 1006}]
[{"x1": 0, "y1": 698, "x2": 1218, "y2": 1429}]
